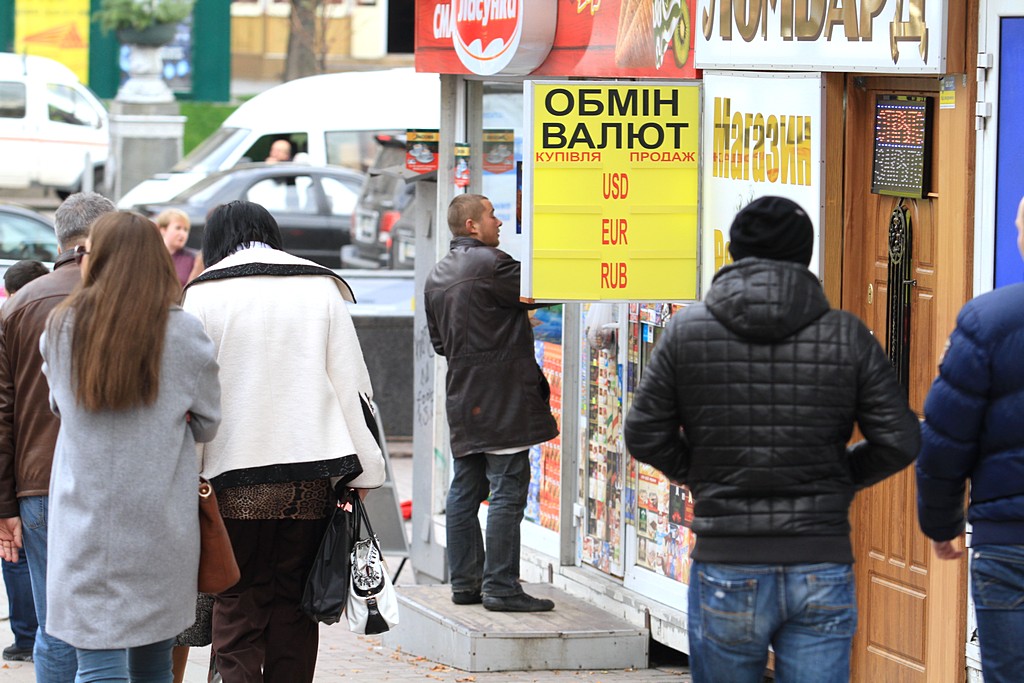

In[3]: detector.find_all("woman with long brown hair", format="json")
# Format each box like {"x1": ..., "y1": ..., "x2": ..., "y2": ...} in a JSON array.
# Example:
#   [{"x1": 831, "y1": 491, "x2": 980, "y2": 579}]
[{"x1": 40, "y1": 211, "x2": 221, "y2": 682}]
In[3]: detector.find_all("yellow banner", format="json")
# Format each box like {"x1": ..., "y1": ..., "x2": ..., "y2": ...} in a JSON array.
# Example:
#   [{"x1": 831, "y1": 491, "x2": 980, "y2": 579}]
[
  {"x1": 529, "y1": 83, "x2": 700, "y2": 301},
  {"x1": 15, "y1": 0, "x2": 91, "y2": 83}
]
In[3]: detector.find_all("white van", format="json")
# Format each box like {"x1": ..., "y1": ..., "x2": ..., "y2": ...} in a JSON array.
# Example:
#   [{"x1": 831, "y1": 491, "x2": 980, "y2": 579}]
[
  {"x1": 0, "y1": 53, "x2": 110, "y2": 196},
  {"x1": 117, "y1": 68, "x2": 441, "y2": 208}
]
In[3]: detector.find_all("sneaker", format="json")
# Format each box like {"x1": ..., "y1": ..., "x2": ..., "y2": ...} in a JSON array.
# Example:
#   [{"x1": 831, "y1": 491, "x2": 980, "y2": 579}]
[
  {"x1": 482, "y1": 592, "x2": 555, "y2": 612},
  {"x1": 451, "y1": 590, "x2": 482, "y2": 605},
  {"x1": 2, "y1": 644, "x2": 33, "y2": 662}
]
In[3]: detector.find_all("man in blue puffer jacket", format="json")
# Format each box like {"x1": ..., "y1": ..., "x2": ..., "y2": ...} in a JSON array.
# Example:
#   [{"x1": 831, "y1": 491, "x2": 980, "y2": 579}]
[{"x1": 916, "y1": 195, "x2": 1024, "y2": 683}]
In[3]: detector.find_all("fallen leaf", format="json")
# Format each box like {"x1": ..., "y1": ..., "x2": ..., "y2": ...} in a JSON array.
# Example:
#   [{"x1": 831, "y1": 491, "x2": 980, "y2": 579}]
[{"x1": 431, "y1": 664, "x2": 451, "y2": 671}]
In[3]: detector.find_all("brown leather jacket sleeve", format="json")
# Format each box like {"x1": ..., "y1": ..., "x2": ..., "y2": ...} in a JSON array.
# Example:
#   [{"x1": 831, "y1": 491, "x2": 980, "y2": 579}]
[{"x1": 0, "y1": 313, "x2": 19, "y2": 518}]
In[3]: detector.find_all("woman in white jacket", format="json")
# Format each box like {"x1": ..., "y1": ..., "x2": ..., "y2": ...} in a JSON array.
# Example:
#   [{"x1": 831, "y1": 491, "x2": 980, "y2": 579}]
[{"x1": 182, "y1": 200, "x2": 384, "y2": 682}]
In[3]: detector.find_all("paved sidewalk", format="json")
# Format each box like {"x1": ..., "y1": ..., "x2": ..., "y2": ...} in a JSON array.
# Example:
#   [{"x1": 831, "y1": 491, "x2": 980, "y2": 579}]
[{"x1": 0, "y1": 446, "x2": 691, "y2": 681}]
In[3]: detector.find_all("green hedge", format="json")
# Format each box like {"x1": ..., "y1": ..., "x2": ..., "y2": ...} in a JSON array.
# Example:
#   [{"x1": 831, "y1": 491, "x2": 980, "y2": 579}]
[{"x1": 180, "y1": 101, "x2": 238, "y2": 155}]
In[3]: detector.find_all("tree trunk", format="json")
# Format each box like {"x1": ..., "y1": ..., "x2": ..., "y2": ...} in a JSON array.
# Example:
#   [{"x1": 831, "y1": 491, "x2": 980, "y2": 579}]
[{"x1": 284, "y1": 0, "x2": 319, "y2": 81}]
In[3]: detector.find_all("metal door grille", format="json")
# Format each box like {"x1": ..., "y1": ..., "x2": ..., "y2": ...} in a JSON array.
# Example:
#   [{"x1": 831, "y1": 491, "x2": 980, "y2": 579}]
[{"x1": 886, "y1": 199, "x2": 914, "y2": 390}]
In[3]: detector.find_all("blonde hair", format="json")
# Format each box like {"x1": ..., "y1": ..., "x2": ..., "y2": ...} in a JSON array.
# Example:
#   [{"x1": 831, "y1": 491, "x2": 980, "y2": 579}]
[{"x1": 155, "y1": 208, "x2": 190, "y2": 231}]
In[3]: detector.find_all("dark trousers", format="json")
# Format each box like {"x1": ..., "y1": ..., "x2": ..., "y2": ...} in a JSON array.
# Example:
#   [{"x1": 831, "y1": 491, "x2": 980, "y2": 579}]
[
  {"x1": 212, "y1": 517, "x2": 328, "y2": 683},
  {"x1": 446, "y1": 450, "x2": 531, "y2": 597}
]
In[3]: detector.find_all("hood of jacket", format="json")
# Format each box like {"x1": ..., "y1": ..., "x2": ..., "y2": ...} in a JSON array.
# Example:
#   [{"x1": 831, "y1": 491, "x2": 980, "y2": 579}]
[{"x1": 705, "y1": 258, "x2": 829, "y2": 342}]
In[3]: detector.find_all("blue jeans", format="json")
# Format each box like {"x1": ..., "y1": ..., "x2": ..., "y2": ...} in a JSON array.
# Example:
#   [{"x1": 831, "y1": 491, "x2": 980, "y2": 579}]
[
  {"x1": 21, "y1": 496, "x2": 78, "y2": 682},
  {"x1": 688, "y1": 561, "x2": 857, "y2": 683},
  {"x1": 3, "y1": 551, "x2": 38, "y2": 649},
  {"x1": 446, "y1": 451, "x2": 530, "y2": 597},
  {"x1": 970, "y1": 544, "x2": 1024, "y2": 683},
  {"x1": 75, "y1": 638, "x2": 174, "y2": 683}
]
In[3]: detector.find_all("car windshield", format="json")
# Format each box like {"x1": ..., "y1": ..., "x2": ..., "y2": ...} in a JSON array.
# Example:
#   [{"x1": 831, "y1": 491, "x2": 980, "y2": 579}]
[
  {"x1": 171, "y1": 172, "x2": 236, "y2": 203},
  {"x1": 363, "y1": 144, "x2": 407, "y2": 204},
  {"x1": 0, "y1": 212, "x2": 58, "y2": 261},
  {"x1": 172, "y1": 127, "x2": 250, "y2": 173}
]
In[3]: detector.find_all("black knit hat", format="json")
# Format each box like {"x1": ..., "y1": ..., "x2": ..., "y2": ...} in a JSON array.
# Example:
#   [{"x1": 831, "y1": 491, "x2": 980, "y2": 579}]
[{"x1": 728, "y1": 196, "x2": 814, "y2": 266}]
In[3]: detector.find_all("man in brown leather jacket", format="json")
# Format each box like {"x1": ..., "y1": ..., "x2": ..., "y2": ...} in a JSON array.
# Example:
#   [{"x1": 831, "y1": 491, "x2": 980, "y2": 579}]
[
  {"x1": 0, "y1": 192, "x2": 114, "y2": 680},
  {"x1": 424, "y1": 194, "x2": 558, "y2": 613}
]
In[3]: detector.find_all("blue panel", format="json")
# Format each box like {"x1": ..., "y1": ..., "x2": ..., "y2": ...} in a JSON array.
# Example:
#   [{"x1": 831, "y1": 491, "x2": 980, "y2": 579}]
[{"x1": 995, "y1": 18, "x2": 1024, "y2": 288}]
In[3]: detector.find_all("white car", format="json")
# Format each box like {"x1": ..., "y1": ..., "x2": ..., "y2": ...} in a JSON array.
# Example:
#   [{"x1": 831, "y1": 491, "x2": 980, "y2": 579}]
[
  {"x1": 117, "y1": 68, "x2": 440, "y2": 209},
  {"x1": 0, "y1": 204, "x2": 59, "y2": 299},
  {"x1": 0, "y1": 53, "x2": 109, "y2": 196}
]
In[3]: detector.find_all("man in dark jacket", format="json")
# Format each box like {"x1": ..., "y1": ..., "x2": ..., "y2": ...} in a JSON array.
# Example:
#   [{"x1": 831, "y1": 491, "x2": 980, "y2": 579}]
[
  {"x1": 624, "y1": 196, "x2": 919, "y2": 683},
  {"x1": 0, "y1": 191, "x2": 114, "y2": 682},
  {"x1": 424, "y1": 194, "x2": 558, "y2": 612},
  {"x1": 915, "y1": 195, "x2": 1024, "y2": 683}
]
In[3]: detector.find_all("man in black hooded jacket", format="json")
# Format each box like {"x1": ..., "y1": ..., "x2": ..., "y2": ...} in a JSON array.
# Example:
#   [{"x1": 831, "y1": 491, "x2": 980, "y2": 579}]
[{"x1": 624, "y1": 196, "x2": 919, "y2": 683}]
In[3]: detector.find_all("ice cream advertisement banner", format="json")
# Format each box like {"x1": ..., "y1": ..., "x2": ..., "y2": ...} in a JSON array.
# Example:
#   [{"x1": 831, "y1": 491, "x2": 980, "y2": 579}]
[
  {"x1": 695, "y1": 0, "x2": 947, "y2": 73},
  {"x1": 524, "y1": 81, "x2": 701, "y2": 301},
  {"x1": 416, "y1": 0, "x2": 699, "y2": 79},
  {"x1": 700, "y1": 71, "x2": 824, "y2": 295}
]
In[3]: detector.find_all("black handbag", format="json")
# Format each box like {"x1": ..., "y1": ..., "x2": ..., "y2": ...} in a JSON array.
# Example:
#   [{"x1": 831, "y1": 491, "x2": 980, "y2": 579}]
[{"x1": 301, "y1": 487, "x2": 357, "y2": 624}]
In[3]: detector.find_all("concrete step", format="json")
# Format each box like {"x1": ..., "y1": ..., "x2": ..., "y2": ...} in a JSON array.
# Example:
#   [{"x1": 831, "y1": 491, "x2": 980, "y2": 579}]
[{"x1": 381, "y1": 583, "x2": 649, "y2": 672}]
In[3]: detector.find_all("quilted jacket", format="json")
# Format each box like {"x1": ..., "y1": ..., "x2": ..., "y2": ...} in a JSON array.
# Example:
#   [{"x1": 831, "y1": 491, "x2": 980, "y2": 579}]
[
  {"x1": 917, "y1": 282, "x2": 1024, "y2": 546},
  {"x1": 424, "y1": 237, "x2": 558, "y2": 457},
  {"x1": 624, "y1": 258, "x2": 920, "y2": 564}
]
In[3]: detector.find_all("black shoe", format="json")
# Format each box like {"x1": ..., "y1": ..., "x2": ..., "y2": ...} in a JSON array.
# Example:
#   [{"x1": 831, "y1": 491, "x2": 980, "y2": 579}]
[
  {"x1": 2, "y1": 644, "x2": 33, "y2": 662},
  {"x1": 452, "y1": 590, "x2": 482, "y2": 605},
  {"x1": 482, "y1": 592, "x2": 555, "y2": 612}
]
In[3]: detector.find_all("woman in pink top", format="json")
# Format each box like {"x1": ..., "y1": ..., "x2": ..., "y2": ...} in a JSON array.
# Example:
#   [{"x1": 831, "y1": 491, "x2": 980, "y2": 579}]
[{"x1": 156, "y1": 209, "x2": 204, "y2": 287}]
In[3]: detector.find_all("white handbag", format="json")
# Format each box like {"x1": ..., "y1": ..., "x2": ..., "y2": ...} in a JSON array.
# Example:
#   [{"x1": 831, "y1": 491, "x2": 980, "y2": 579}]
[{"x1": 346, "y1": 497, "x2": 400, "y2": 634}]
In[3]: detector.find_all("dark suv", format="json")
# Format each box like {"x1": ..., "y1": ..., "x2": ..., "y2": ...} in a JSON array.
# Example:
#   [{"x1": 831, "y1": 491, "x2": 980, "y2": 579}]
[{"x1": 341, "y1": 135, "x2": 415, "y2": 269}]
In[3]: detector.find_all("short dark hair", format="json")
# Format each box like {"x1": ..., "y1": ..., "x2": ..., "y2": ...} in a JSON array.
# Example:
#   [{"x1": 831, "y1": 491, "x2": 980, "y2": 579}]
[
  {"x1": 202, "y1": 201, "x2": 284, "y2": 267},
  {"x1": 448, "y1": 194, "x2": 487, "y2": 236},
  {"x1": 3, "y1": 260, "x2": 48, "y2": 295}
]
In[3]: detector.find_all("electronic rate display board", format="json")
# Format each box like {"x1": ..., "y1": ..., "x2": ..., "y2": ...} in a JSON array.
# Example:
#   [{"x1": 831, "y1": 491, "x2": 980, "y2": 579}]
[{"x1": 871, "y1": 95, "x2": 933, "y2": 198}]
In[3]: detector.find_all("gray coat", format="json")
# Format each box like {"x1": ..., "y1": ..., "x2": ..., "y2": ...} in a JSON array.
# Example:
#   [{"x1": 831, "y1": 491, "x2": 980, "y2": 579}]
[{"x1": 41, "y1": 308, "x2": 220, "y2": 649}]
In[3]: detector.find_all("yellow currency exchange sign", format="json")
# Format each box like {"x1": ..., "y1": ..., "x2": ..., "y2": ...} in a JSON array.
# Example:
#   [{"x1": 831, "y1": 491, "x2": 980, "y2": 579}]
[{"x1": 525, "y1": 82, "x2": 700, "y2": 301}]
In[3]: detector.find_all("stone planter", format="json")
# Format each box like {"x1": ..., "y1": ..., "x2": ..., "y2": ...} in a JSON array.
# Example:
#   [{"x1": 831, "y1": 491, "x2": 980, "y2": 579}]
[
  {"x1": 116, "y1": 42, "x2": 174, "y2": 104},
  {"x1": 116, "y1": 22, "x2": 177, "y2": 47}
]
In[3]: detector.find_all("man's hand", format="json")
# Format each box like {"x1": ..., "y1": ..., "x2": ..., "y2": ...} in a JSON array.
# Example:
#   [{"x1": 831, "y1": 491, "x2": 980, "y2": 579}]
[
  {"x1": 931, "y1": 539, "x2": 965, "y2": 560},
  {"x1": 0, "y1": 516, "x2": 22, "y2": 562}
]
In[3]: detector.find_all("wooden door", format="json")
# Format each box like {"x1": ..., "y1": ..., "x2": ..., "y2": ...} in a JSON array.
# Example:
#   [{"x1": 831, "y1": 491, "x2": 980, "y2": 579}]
[{"x1": 841, "y1": 75, "x2": 967, "y2": 683}]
